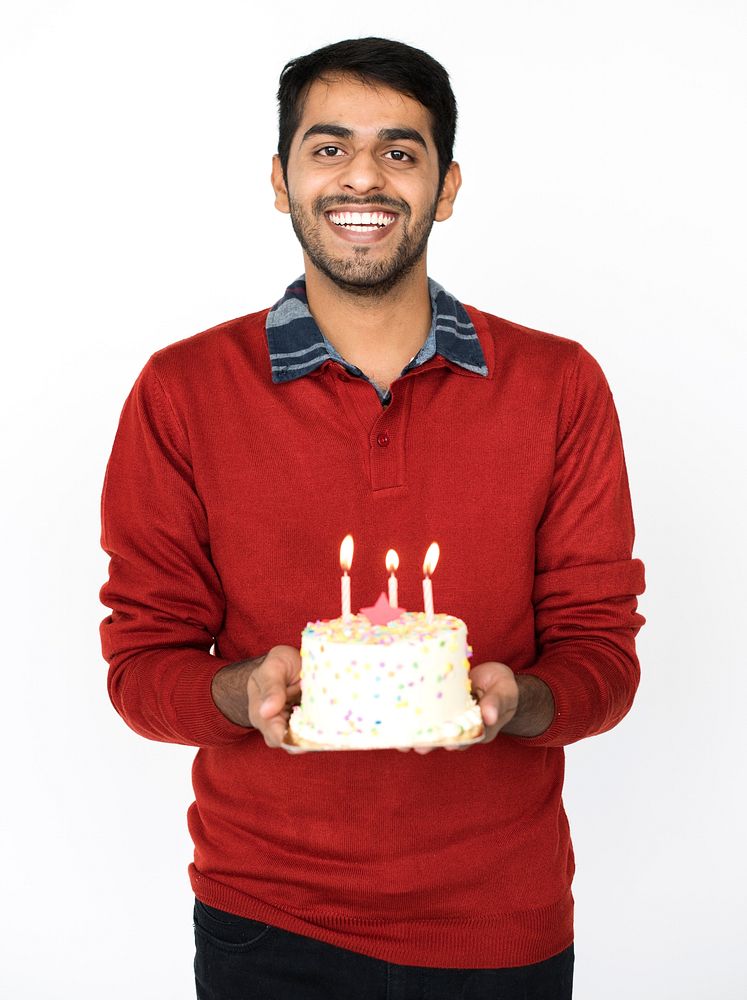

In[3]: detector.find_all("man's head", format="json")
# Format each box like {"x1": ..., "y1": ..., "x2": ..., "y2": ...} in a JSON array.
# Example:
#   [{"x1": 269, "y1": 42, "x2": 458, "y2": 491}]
[
  {"x1": 271, "y1": 38, "x2": 461, "y2": 297},
  {"x1": 276, "y1": 37, "x2": 458, "y2": 194}
]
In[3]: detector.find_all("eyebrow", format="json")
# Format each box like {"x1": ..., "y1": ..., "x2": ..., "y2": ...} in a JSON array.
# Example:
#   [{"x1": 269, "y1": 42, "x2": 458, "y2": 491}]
[{"x1": 300, "y1": 124, "x2": 429, "y2": 151}]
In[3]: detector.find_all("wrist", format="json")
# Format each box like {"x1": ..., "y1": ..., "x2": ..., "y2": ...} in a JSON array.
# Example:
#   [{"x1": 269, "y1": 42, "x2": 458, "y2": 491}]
[
  {"x1": 211, "y1": 655, "x2": 266, "y2": 728},
  {"x1": 501, "y1": 675, "x2": 555, "y2": 738}
]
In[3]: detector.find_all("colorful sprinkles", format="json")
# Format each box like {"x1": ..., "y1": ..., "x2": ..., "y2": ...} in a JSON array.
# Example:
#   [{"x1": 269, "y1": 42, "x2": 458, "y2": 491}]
[
  {"x1": 290, "y1": 612, "x2": 481, "y2": 749},
  {"x1": 302, "y1": 612, "x2": 466, "y2": 645}
]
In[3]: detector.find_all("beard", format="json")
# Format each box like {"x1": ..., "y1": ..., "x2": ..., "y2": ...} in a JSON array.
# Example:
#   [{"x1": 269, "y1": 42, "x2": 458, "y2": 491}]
[{"x1": 288, "y1": 193, "x2": 438, "y2": 299}]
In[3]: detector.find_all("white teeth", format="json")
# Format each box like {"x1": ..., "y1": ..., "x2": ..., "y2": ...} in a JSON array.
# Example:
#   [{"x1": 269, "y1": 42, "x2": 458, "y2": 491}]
[{"x1": 327, "y1": 210, "x2": 396, "y2": 229}]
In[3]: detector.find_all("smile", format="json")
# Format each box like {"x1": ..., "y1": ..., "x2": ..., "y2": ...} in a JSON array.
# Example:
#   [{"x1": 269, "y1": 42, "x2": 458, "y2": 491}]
[{"x1": 326, "y1": 210, "x2": 397, "y2": 232}]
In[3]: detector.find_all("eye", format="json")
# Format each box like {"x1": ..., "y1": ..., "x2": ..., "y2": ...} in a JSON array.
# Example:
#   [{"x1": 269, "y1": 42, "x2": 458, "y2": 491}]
[
  {"x1": 316, "y1": 145, "x2": 344, "y2": 157},
  {"x1": 385, "y1": 149, "x2": 414, "y2": 162}
]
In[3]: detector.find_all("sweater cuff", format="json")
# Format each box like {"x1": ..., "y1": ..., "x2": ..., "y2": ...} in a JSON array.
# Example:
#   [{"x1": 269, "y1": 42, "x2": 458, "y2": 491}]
[
  {"x1": 506, "y1": 659, "x2": 589, "y2": 748},
  {"x1": 170, "y1": 653, "x2": 256, "y2": 747},
  {"x1": 505, "y1": 639, "x2": 638, "y2": 749}
]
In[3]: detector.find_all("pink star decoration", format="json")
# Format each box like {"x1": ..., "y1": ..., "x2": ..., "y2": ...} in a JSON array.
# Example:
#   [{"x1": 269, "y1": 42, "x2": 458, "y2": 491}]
[{"x1": 360, "y1": 592, "x2": 407, "y2": 625}]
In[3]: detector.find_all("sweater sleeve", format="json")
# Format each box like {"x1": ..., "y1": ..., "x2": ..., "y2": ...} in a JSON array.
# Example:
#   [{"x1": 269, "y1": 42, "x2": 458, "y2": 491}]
[
  {"x1": 99, "y1": 359, "x2": 253, "y2": 748},
  {"x1": 513, "y1": 345, "x2": 645, "y2": 748}
]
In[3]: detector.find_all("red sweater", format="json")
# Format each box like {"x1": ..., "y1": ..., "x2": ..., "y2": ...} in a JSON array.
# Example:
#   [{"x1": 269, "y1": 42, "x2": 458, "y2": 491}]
[{"x1": 100, "y1": 302, "x2": 645, "y2": 968}]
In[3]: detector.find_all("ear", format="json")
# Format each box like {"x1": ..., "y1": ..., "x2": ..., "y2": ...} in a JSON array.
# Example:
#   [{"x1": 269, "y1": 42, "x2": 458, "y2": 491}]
[
  {"x1": 271, "y1": 154, "x2": 290, "y2": 214},
  {"x1": 434, "y1": 161, "x2": 462, "y2": 222}
]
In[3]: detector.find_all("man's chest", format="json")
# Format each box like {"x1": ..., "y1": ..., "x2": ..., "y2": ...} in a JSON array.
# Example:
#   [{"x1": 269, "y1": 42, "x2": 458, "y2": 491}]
[{"x1": 183, "y1": 367, "x2": 560, "y2": 648}]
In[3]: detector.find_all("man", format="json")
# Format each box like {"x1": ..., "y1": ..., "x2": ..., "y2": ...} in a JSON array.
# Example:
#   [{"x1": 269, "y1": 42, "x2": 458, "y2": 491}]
[{"x1": 100, "y1": 36, "x2": 645, "y2": 1000}]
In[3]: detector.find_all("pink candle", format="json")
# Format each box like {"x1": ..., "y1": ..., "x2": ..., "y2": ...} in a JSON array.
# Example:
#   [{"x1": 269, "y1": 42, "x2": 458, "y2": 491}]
[
  {"x1": 386, "y1": 549, "x2": 399, "y2": 608},
  {"x1": 422, "y1": 542, "x2": 440, "y2": 622},
  {"x1": 340, "y1": 535, "x2": 354, "y2": 620}
]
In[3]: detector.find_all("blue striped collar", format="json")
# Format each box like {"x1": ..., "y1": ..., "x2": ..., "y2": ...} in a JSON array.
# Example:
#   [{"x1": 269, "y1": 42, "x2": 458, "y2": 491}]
[{"x1": 265, "y1": 276, "x2": 488, "y2": 401}]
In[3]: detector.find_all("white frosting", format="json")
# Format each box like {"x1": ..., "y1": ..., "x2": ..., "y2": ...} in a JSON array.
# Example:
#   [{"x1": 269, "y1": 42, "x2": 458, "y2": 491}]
[{"x1": 288, "y1": 612, "x2": 482, "y2": 749}]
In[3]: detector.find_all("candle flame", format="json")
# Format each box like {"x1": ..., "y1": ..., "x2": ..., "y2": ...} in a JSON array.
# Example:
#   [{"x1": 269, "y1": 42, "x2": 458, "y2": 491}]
[
  {"x1": 340, "y1": 534, "x2": 354, "y2": 572},
  {"x1": 422, "y1": 542, "x2": 440, "y2": 577},
  {"x1": 385, "y1": 549, "x2": 399, "y2": 573}
]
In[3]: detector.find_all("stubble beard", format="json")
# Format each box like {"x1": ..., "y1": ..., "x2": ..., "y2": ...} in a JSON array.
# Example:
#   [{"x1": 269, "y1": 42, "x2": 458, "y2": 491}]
[{"x1": 288, "y1": 194, "x2": 439, "y2": 299}]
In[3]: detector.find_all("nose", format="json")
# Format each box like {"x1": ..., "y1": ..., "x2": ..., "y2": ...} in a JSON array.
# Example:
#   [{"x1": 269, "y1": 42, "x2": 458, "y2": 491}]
[{"x1": 337, "y1": 149, "x2": 385, "y2": 195}]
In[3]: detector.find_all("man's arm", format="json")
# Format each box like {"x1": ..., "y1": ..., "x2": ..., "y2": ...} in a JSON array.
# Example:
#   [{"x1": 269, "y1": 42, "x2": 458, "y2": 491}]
[
  {"x1": 463, "y1": 345, "x2": 644, "y2": 752},
  {"x1": 211, "y1": 645, "x2": 303, "y2": 748},
  {"x1": 510, "y1": 344, "x2": 646, "y2": 748},
  {"x1": 475, "y1": 670, "x2": 554, "y2": 738},
  {"x1": 100, "y1": 359, "x2": 256, "y2": 748}
]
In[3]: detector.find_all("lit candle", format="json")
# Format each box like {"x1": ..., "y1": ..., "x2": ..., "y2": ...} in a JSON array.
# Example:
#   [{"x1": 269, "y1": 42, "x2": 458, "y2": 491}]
[
  {"x1": 385, "y1": 549, "x2": 399, "y2": 608},
  {"x1": 422, "y1": 542, "x2": 440, "y2": 623},
  {"x1": 340, "y1": 534, "x2": 354, "y2": 621}
]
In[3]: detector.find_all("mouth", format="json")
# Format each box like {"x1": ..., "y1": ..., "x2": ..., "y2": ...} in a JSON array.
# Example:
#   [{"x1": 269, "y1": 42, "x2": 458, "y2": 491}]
[{"x1": 325, "y1": 210, "x2": 398, "y2": 233}]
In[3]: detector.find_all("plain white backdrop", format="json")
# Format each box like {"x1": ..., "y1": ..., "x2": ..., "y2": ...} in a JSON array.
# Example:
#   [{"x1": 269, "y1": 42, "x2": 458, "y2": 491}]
[{"x1": 2, "y1": 1, "x2": 745, "y2": 997}]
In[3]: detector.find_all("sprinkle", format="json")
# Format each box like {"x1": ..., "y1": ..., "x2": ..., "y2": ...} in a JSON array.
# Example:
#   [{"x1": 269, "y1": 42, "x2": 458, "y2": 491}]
[{"x1": 301, "y1": 612, "x2": 464, "y2": 646}]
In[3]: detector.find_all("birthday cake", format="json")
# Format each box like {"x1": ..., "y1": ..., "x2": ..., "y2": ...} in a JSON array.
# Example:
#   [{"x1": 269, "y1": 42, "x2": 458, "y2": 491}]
[{"x1": 287, "y1": 603, "x2": 483, "y2": 750}]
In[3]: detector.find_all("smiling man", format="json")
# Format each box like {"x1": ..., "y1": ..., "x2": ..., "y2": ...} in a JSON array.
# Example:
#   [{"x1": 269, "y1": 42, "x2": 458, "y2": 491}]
[
  {"x1": 100, "y1": 37, "x2": 645, "y2": 1000},
  {"x1": 277, "y1": 83, "x2": 452, "y2": 295},
  {"x1": 269, "y1": 68, "x2": 464, "y2": 396}
]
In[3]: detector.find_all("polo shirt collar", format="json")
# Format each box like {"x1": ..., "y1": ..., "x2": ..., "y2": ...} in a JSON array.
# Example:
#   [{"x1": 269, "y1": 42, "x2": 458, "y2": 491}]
[{"x1": 266, "y1": 275, "x2": 488, "y2": 386}]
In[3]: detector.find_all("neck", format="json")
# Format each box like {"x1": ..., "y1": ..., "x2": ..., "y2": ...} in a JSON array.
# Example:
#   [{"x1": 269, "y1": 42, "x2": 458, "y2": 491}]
[{"x1": 303, "y1": 258, "x2": 433, "y2": 392}]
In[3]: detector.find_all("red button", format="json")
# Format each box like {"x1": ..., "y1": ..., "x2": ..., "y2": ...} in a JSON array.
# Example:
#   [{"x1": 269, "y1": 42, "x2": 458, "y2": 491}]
[{"x1": 376, "y1": 431, "x2": 390, "y2": 447}]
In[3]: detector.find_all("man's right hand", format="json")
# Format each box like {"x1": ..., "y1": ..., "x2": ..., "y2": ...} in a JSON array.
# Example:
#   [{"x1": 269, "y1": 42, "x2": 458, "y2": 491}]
[{"x1": 211, "y1": 645, "x2": 303, "y2": 750}]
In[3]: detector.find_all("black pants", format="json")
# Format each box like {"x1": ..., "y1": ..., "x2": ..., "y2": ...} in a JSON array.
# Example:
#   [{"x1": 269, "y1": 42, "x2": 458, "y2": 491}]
[{"x1": 194, "y1": 900, "x2": 574, "y2": 1000}]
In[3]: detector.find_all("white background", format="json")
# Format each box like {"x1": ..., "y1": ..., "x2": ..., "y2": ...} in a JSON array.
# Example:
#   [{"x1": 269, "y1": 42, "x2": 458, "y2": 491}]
[{"x1": 2, "y1": 1, "x2": 745, "y2": 997}]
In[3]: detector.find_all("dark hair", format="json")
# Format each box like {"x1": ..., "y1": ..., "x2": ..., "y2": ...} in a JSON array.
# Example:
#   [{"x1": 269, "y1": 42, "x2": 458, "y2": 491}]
[{"x1": 277, "y1": 37, "x2": 458, "y2": 192}]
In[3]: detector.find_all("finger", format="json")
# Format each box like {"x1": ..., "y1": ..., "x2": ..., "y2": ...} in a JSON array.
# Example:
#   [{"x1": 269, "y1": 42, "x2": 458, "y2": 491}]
[
  {"x1": 246, "y1": 685, "x2": 286, "y2": 731},
  {"x1": 248, "y1": 662, "x2": 293, "y2": 725},
  {"x1": 472, "y1": 683, "x2": 499, "y2": 726},
  {"x1": 479, "y1": 698, "x2": 499, "y2": 727},
  {"x1": 257, "y1": 687, "x2": 289, "y2": 719},
  {"x1": 260, "y1": 714, "x2": 290, "y2": 748}
]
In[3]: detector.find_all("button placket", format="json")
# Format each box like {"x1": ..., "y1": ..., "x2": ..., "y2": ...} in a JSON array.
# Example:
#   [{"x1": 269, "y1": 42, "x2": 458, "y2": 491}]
[{"x1": 330, "y1": 368, "x2": 414, "y2": 492}]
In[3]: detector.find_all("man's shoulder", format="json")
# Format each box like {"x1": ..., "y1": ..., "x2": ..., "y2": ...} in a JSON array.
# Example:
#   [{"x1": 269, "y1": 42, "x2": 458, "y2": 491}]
[
  {"x1": 463, "y1": 303, "x2": 591, "y2": 378},
  {"x1": 466, "y1": 303, "x2": 580, "y2": 351},
  {"x1": 148, "y1": 306, "x2": 272, "y2": 379}
]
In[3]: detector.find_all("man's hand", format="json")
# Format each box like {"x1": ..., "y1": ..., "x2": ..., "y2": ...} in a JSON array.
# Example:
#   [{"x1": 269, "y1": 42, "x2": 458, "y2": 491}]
[
  {"x1": 471, "y1": 661, "x2": 555, "y2": 743},
  {"x1": 211, "y1": 645, "x2": 304, "y2": 751},
  {"x1": 469, "y1": 660, "x2": 521, "y2": 744},
  {"x1": 408, "y1": 661, "x2": 555, "y2": 754}
]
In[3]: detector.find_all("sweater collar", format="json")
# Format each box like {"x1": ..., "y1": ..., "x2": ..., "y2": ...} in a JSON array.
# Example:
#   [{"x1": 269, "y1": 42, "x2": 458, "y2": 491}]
[{"x1": 265, "y1": 276, "x2": 488, "y2": 390}]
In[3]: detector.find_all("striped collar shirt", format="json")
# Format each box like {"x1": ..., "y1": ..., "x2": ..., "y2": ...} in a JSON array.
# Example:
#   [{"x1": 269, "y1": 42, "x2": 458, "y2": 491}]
[{"x1": 265, "y1": 275, "x2": 488, "y2": 404}]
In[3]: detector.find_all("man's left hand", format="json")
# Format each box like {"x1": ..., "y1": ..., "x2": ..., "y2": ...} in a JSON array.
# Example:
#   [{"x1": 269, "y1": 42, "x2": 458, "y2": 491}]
[
  {"x1": 407, "y1": 660, "x2": 518, "y2": 755},
  {"x1": 404, "y1": 662, "x2": 554, "y2": 754}
]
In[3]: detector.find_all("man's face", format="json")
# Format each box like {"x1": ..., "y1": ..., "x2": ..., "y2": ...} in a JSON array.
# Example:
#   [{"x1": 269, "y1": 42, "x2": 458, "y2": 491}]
[{"x1": 271, "y1": 75, "x2": 460, "y2": 297}]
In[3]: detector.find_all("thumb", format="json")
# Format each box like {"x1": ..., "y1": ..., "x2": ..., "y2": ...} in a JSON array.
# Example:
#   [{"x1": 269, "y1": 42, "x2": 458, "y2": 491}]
[
  {"x1": 250, "y1": 646, "x2": 300, "y2": 719},
  {"x1": 473, "y1": 686, "x2": 499, "y2": 727}
]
